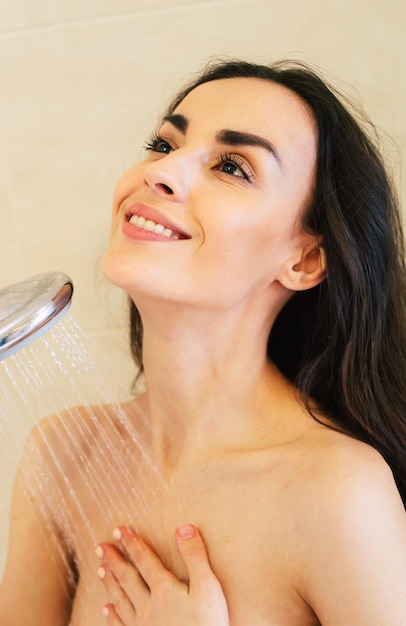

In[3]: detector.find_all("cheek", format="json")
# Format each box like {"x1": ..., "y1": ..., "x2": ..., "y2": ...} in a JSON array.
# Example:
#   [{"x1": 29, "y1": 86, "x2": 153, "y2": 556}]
[
  {"x1": 216, "y1": 216, "x2": 299, "y2": 284},
  {"x1": 108, "y1": 212, "x2": 120, "y2": 244},
  {"x1": 112, "y1": 164, "x2": 144, "y2": 215},
  {"x1": 199, "y1": 220, "x2": 274, "y2": 286},
  {"x1": 215, "y1": 211, "x2": 293, "y2": 261}
]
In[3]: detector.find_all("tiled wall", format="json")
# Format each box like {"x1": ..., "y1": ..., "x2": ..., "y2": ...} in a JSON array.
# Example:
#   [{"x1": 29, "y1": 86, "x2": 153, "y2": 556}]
[{"x1": 0, "y1": 0, "x2": 405, "y2": 575}]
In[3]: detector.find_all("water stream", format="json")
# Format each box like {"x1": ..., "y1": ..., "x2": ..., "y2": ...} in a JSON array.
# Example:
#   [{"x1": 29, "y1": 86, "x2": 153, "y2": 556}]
[{"x1": 0, "y1": 313, "x2": 169, "y2": 597}]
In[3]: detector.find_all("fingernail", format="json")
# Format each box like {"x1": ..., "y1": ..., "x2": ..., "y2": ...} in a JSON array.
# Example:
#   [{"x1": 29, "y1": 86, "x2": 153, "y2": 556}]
[
  {"x1": 177, "y1": 524, "x2": 196, "y2": 539},
  {"x1": 98, "y1": 566, "x2": 106, "y2": 579},
  {"x1": 95, "y1": 545, "x2": 104, "y2": 558},
  {"x1": 113, "y1": 527, "x2": 122, "y2": 540}
]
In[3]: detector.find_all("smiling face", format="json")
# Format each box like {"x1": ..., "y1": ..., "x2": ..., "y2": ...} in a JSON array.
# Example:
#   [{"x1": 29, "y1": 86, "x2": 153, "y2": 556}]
[{"x1": 102, "y1": 77, "x2": 322, "y2": 318}]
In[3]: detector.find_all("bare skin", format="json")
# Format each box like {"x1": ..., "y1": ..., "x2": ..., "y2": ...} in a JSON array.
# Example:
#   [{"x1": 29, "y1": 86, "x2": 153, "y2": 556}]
[
  {"x1": 1, "y1": 76, "x2": 406, "y2": 625},
  {"x1": 95, "y1": 404, "x2": 406, "y2": 626},
  {"x1": 1, "y1": 389, "x2": 406, "y2": 626},
  {"x1": 97, "y1": 524, "x2": 231, "y2": 626}
]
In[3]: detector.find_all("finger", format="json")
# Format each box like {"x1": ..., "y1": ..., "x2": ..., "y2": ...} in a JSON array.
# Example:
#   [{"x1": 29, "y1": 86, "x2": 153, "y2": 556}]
[
  {"x1": 175, "y1": 525, "x2": 230, "y2": 622},
  {"x1": 97, "y1": 542, "x2": 148, "y2": 605},
  {"x1": 98, "y1": 564, "x2": 137, "y2": 625},
  {"x1": 102, "y1": 603, "x2": 125, "y2": 625},
  {"x1": 114, "y1": 526, "x2": 181, "y2": 592},
  {"x1": 175, "y1": 524, "x2": 220, "y2": 589}
]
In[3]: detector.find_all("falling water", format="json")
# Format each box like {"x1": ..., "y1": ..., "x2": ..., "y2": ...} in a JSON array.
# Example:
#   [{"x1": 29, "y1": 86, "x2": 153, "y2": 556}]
[{"x1": 0, "y1": 312, "x2": 171, "y2": 601}]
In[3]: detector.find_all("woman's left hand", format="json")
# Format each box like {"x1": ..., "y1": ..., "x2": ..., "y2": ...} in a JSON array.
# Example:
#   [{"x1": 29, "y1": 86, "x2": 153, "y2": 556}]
[{"x1": 96, "y1": 524, "x2": 230, "y2": 626}]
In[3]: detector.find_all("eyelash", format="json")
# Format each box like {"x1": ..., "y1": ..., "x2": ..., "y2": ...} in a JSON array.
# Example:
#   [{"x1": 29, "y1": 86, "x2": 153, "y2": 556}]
[
  {"x1": 144, "y1": 133, "x2": 254, "y2": 183},
  {"x1": 144, "y1": 132, "x2": 173, "y2": 154},
  {"x1": 217, "y1": 152, "x2": 254, "y2": 182}
]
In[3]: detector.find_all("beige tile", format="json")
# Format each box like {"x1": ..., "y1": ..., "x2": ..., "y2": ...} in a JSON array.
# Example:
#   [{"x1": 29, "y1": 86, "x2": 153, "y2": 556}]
[
  {"x1": 0, "y1": 100, "x2": 24, "y2": 288},
  {"x1": 0, "y1": 0, "x2": 270, "y2": 331},
  {"x1": 87, "y1": 326, "x2": 139, "y2": 400},
  {"x1": 0, "y1": 0, "x2": 405, "y2": 579},
  {"x1": 0, "y1": 0, "x2": 404, "y2": 330},
  {"x1": 0, "y1": 0, "x2": 404, "y2": 338},
  {"x1": 0, "y1": 0, "x2": 233, "y2": 33}
]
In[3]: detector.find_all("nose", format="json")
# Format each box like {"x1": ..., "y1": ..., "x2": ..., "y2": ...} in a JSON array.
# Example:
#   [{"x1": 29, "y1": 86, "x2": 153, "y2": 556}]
[{"x1": 143, "y1": 152, "x2": 190, "y2": 201}]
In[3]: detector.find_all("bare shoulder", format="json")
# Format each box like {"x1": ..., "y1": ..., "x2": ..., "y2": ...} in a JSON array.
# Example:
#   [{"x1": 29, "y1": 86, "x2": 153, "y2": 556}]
[
  {"x1": 287, "y1": 423, "x2": 406, "y2": 623},
  {"x1": 296, "y1": 422, "x2": 403, "y2": 507},
  {"x1": 286, "y1": 421, "x2": 405, "y2": 536},
  {"x1": 0, "y1": 417, "x2": 77, "y2": 625},
  {"x1": 25, "y1": 398, "x2": 143, "y2": 470},
  {"x1": 22, "y1": 405, "x2": 100, "y2": 477},
  {"x1": 272, "y1": 417, "x2": 406, "y2": 546}
]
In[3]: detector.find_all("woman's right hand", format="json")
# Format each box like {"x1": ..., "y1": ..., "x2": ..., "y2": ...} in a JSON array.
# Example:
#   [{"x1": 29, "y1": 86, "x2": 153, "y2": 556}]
[{"x1": 97, "y1": 524, "x2": 230, "y2": 626}]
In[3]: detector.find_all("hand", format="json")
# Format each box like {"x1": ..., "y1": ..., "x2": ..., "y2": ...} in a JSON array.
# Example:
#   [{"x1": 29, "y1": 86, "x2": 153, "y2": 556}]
[{"x1": 96, "y1": 524, "x2": 230, "y2": 626}]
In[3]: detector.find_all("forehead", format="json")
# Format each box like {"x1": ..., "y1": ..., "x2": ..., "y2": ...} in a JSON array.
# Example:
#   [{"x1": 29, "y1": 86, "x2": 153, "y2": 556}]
[{"x1": 173, "y1": 77, "x2": 317, "y2": 165}]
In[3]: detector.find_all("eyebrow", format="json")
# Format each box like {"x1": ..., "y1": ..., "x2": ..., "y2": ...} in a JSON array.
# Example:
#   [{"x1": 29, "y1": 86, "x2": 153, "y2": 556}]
[
  {"x1": 216, "y1": 129, "x2": 279, "y2": 161},
  {"x1": 163, "y1": 113, "x2": 280, "y2": 163},
  {"x1": 163, "y1": 114, "x2": 189, "y2": 133}
]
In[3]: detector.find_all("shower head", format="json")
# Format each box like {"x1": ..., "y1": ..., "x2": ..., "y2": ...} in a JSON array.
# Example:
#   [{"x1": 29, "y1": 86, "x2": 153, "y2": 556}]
[{"x1": 0, "y1": 272, "x2": 73, "y2": 361}]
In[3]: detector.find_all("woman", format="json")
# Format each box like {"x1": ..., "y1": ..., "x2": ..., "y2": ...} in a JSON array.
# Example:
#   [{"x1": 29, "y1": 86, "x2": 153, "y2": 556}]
[
  {"x1": 1, "y1": 59, "x2": 406, "y2": 625},
  {"x1": 96, "y1": 59, "x2": 406, "y2": 624}
]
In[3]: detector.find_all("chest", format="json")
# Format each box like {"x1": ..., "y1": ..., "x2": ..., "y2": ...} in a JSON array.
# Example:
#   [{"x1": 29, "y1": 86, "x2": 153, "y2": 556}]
[{"x1": 65, "y1": 453, "x2": 318, "y2": 626}]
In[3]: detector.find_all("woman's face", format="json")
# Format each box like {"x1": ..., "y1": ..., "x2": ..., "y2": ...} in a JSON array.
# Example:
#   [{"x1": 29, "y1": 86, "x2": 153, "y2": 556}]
[{"x1": 103, "y1": 77, "x2": 319, "y2": 314}]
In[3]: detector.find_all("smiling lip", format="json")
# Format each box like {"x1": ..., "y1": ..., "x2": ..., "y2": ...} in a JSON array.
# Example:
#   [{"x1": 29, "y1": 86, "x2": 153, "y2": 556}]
[{"x1": 123, "y1": 202, "x2": 191, "y2": 241}]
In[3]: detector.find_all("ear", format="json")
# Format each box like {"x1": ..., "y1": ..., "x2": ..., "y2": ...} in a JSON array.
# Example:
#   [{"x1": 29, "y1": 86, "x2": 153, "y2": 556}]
[{"x1": 277, "y1": 236, "x2": 326, "y2": 292}]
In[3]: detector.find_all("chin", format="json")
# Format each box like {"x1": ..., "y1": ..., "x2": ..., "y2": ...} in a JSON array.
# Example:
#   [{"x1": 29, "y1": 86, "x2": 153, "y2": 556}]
[
  {"x1": 101, "y1": 248, "x2": 169, "y2": 304},
  {"x1": 101, "y1": 248, "x2": 136, "y2": 291}
]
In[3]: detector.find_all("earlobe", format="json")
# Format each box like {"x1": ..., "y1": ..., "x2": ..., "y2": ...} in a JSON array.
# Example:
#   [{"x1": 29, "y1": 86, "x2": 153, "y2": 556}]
[{"x1": 278, "y1": 240, "x2": 326, "y2": 291}]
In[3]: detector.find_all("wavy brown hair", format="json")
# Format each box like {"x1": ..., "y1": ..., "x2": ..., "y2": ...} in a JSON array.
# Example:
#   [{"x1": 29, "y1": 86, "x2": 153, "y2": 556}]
[{"x1": 129, "y1": 59, "x2": 406, "y2": 506}]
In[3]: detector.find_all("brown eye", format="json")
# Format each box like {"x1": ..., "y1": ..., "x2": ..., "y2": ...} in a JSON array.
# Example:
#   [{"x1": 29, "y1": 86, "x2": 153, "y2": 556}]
[
  {"x1": 220, "y1": 160, "x2": 243, "y2": 177},
  {"x1": 144, "y1": 133, "x2": 173, "y2": 154},
  {"x1": 217, "y1": 153, "x2": 253, "y2": 182}
]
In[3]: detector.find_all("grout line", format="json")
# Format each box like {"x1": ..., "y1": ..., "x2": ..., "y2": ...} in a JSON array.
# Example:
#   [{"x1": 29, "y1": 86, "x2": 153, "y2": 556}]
[{"x1": 0, "y1": 0, "x2": 259, "y2": 40}]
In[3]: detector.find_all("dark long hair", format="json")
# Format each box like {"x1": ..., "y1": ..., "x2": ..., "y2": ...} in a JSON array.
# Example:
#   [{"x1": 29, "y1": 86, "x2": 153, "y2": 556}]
[{"x1": 129, "y1": 59, "x2": 406, "y2": 505}]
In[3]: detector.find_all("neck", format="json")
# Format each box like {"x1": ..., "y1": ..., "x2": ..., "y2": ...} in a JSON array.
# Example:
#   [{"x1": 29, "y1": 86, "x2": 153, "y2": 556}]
[{"x1": 134, "y1": 300, "x2": 296, "y2": 470}]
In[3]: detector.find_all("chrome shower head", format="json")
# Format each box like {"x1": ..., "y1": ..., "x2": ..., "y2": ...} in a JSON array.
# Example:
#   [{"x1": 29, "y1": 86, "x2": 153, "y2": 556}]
[{"x1": 0, "y1": 272, "x2": 73, "y2": 361}]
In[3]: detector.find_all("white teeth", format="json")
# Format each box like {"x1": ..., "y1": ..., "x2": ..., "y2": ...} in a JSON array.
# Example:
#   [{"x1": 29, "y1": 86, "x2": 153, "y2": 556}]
[
  {"x1": 134, "y1": 215, "x2": 146, "y2": 227},
  {"x1": 144, "y1": 219, "x2": 156, "y2": 232},
  {"x1": 129, "y1": 214, "x2": 179, "y2": 239}
]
